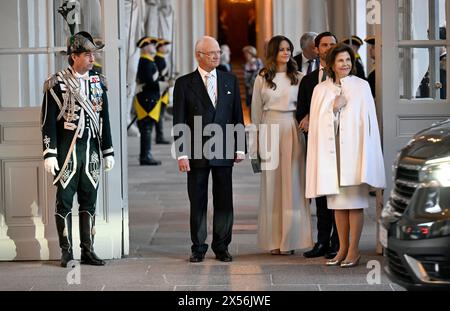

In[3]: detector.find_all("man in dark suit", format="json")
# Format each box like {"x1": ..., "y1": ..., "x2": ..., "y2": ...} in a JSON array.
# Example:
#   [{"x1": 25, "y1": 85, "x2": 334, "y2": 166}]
[
  {"x1": 294, "y1": 32, "x2": 320, "y2": 75},
  {"x1": 365, "y1": 36, "x2": 376, "y2": 98},
  {"x1": 173, "y1": 36, "x2": 245, "y2": 263},
  {"x1": 296, "y1": 31, "x2": 339, "y2": 259}
]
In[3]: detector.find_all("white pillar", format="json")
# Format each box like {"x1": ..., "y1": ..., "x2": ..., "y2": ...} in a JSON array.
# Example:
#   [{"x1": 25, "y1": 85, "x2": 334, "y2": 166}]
[
  {"x1": 173, "y1": 0, "x2": 205, "y2": 76},
  {"x1": 272, "y1": 0, "x2": 328, "y2": 55}
]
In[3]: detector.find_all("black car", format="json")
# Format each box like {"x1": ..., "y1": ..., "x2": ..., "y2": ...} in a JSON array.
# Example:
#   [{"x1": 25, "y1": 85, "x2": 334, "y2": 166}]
[{"x1": 381, "y1": 119, "x2": 450, "y2": 290}]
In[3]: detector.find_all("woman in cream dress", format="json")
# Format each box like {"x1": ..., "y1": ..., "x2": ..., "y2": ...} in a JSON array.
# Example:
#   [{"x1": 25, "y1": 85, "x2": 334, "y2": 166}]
[{"x1": 251, "y1": 35, "x2": 313, "y2": 254}]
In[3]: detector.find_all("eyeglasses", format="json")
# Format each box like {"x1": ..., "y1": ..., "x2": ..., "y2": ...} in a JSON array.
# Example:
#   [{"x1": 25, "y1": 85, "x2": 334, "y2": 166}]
[{"x1": 198, "y1": 50, "x2": 223, "y2": 57}]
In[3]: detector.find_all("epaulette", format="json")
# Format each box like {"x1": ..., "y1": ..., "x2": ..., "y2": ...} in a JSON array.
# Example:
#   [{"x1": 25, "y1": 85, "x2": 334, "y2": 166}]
[
  {"x1": 99, "y1": 74, "x2": 108, "y2": 90},
  {"x1": 42, "y1": 74, "x2": 58, "y2": 93}
]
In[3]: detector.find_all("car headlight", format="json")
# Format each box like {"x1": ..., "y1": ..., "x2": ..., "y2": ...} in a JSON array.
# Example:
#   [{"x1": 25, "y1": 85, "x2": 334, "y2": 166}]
[
  {"x1": 396, "y1": 186, "x2": 450, "y2": 240},
  {"x1": 419, "y1": 156, "x2": 450, "y2": 187}
]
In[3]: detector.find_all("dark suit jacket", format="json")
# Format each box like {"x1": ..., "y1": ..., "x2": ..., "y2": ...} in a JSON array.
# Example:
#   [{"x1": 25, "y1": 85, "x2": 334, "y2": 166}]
[
  {"x1": 293, "y1": 53, "x2": 320, "y2": 74},
  {"x1": 367, "y1": 70, "x2": 375, "y2": 98},
  {"x1": 173, "y1": 69, "x2": 245, "y2": 168},
  {"x1": 355, "y1": 58, "x2": 366, "y2": 80},
  {"x1": 296, "y1": 68, "x2": 320, "y2": 122}
]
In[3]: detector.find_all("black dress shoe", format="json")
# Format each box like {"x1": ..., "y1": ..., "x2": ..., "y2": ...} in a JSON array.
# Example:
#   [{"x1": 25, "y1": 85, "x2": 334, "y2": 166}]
[
  {"x1": 325, "y1": 250, "x2": 338, "y2": 259},
  {"x1": 325, "y1": 244, "x2": 339, "y2": 259},
  {"x1": 140, "y1": 158, "x2": 162, "y2": 166},
  {"x1": 303, "y1": 243, "x2": 329, "y2": 258},
  {"x1": 81, "y1": 251, "x2": 105, "y2": 266},
  {"x1": 189, "y1": 253, "x2": 205, "y2": 263},
  {"x1": 156, "y1": 139, "x2": 170, "y2": 144},
  {"x1": 60, "y1": 250, "x2": 74, "y2": 268},
  {"x1": 215, "y1": 251, "x2": 233, "y2": 262}
]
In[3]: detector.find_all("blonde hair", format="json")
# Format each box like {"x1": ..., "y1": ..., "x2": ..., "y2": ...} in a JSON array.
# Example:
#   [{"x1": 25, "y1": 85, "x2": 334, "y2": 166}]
[{"x1": 242, "y1": 45, "x2": 257, "y2": 57}]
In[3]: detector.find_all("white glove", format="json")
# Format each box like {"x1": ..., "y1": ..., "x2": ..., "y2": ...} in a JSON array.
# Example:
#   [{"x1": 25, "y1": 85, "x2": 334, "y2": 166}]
[
  {"x1": 104, "y1": 156, "x2": 115, "y2": 172},
  {"x1": 44, "y1": 157, "x2": 60, "y2": 176},
  {"x1": 158, "y1": 81, "x2": 169, "y2": 91}
]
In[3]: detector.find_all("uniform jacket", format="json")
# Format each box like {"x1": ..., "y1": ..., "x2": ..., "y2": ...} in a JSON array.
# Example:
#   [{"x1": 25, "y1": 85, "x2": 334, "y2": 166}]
[
  {"x1": 305, "y1": 75, "x2": 385, "y2": 198},
  {"x1": 41, "y1": 67, "x2": 114, "y2": 185},
  {"x1": 154, "y1": 52, "x2": 169, "y2": 81},
  {"x1": 135, "y1": 54, "x2": 161, "y2": 121},
  {"x1": 173, "y1": 69, "x2": 245, "y2": 168}
]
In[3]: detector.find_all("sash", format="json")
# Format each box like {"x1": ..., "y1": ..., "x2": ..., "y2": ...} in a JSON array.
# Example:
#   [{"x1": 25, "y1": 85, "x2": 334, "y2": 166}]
[{"x1": 57, "y1": 69, "x2": 100, "y2": 137}]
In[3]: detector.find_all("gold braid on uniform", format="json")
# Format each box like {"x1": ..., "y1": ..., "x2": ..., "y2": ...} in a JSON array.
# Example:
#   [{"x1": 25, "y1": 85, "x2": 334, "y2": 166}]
[{"x1": 43, "y1": 74, "x2": 58, "y2": 93}]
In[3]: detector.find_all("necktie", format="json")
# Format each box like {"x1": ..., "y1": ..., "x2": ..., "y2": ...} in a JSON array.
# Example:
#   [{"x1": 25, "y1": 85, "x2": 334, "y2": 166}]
[
  {"x1": 205, "y1": 73, "x2": 216, "y2": 107},
  {"x1": 321, "y1": 68, "x2": 327, "y2": 82},
  {"x1": 306, "y1": 59, "x2": 313, "y2": 75}
]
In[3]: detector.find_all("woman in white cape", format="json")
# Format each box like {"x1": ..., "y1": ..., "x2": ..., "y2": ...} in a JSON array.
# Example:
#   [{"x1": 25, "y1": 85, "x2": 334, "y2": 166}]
[{"x1": 305, "y1": 43, "x2": 385, "y2": 267}]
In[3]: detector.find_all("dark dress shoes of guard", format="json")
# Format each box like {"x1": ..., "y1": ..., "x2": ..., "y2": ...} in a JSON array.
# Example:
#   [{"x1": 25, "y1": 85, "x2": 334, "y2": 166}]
[
  {"x1": 215, "y1": 250, "x2": 233, "y2": 262},
  {"x1": 303, "y1": 243, "x2": 329, "y2": 258},
  {"x1": 189, "y1": 252, "x2": 205, "y2": 263}
]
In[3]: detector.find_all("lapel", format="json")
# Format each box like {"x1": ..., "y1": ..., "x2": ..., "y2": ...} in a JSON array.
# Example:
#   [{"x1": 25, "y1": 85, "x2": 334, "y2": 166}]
[
  {"x1": 216, "y1": 70, "x2": 225, "y2": 110},
  {"x1": 190, "y1": 70, "x2": 215, "y2": 111},
  {"x1": 308, "y1": 68, "x2": 320, "y2": 87},
  {"x1": 216, "y1": 71, "x2": 234, "y2": 114}
]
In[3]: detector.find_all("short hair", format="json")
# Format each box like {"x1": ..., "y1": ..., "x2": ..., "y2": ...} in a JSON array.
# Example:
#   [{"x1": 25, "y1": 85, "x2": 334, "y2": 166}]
[
  {"x1": 314, "y1": 31, "x2": 338, "y2": 48},
  {"x1": 300, "y1": 32, "x2": 318, "y2": 49},
  {"x1": 195, "y1": 36, "x2": 218, "y2": 53},
  {"x1": 68, "y1": 55, "x2": 74, "y2": 66},
  {"x1": 325, "y1": 43, "x2": 356, "y2": 80},
  {"x1": 242, "y1": 45, "x2": 257, "y2": 57}
]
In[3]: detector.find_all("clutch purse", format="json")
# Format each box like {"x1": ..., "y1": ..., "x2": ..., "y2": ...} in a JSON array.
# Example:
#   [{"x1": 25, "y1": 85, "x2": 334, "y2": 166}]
[{"x1": 251, "y1": 157, "x2": 262, "y2": 173}]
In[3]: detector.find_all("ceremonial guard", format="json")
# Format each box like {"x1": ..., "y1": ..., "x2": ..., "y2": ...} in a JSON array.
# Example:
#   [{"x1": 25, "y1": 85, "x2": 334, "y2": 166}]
[
  {"x1": 41, "y1": 31, "x2": 115, "y2": 267},
  {"x1": 134, "y1": 36, "x2": 163, "y2": 165},
  {"x1": 154, "y1": 38, "x2": 172, "y2": 144}
]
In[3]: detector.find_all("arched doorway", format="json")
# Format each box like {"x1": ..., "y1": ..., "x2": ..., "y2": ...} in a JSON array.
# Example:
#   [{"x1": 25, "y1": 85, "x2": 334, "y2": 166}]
[{"x1": 205, "y1": 0, "x2": 272, "y2": 61}]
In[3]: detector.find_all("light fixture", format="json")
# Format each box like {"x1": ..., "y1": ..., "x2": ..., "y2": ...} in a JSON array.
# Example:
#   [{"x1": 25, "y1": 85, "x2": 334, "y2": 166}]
[{"x1": 229, "y1": 0, "x2": 254, "y2": 3}]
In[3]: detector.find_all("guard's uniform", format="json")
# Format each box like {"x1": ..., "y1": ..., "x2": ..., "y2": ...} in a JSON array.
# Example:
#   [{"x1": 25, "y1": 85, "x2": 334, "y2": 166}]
[
  {"x1": 42, "y1": 67, "x2": 113, "y2": 216},
  {"x1": 41, "y1": 66, "x2": 113, "y2": 266},
  {"x1": 42, "y1": 30, "x2": 113, "y2": 267},
  {"x1": 134, "y1": 53, "x2": 162, "y2": 164}
]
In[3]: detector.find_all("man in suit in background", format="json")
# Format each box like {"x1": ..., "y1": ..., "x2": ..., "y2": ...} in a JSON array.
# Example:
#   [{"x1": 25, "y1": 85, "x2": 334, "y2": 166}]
[
  {"x1": 294, "y1": 32, "x2": 319, "y2": 75},
  {"x1": 365, "y1": 36, "x2": 376, "y2": 98},
  {"x1": 296, "y1": 31, "x2": 340, "y2": 259},
  {"x1": 173, "y1": 36, "x2": 245, "y2": 263}
]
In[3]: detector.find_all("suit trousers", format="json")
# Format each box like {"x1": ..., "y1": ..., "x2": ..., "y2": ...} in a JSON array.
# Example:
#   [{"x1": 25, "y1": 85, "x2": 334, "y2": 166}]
[
  {"x1": 316, "y1": 196, "x2": 339, "y2": 247},
  {"x1": 187, "y1": 166, "x2": 233, "y2": 255}
]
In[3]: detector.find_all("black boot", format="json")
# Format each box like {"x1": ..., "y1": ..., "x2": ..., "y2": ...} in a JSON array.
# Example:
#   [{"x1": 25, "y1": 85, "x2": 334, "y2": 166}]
[
  {"x1": 55, "y1": 213, "x2": 74, "y2": 267},
  {"x1": 139, "y1": 121, "x2": 161, "y2": 165},
  {"x1": 79, "y1": 211, "x2": 105, "y2": 266}
]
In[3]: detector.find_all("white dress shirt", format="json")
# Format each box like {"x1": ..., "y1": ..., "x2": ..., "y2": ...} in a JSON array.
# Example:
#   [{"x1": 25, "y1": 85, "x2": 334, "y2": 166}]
[
  {"x1": 318, "y1": 64, "x2": 328, "y2": 84},
  {"x1": 301, "y1": 54, "x2": 318, "y2": 74},
  {"x1": 198, "y1": 66, "x2": 217, "y2": 106}
]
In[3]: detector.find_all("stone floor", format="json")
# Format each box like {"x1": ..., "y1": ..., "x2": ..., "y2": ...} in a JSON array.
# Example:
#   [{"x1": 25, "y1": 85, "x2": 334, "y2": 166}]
[{"x1": 0, "y1": 118, "x2": 404, "y2": 291}]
